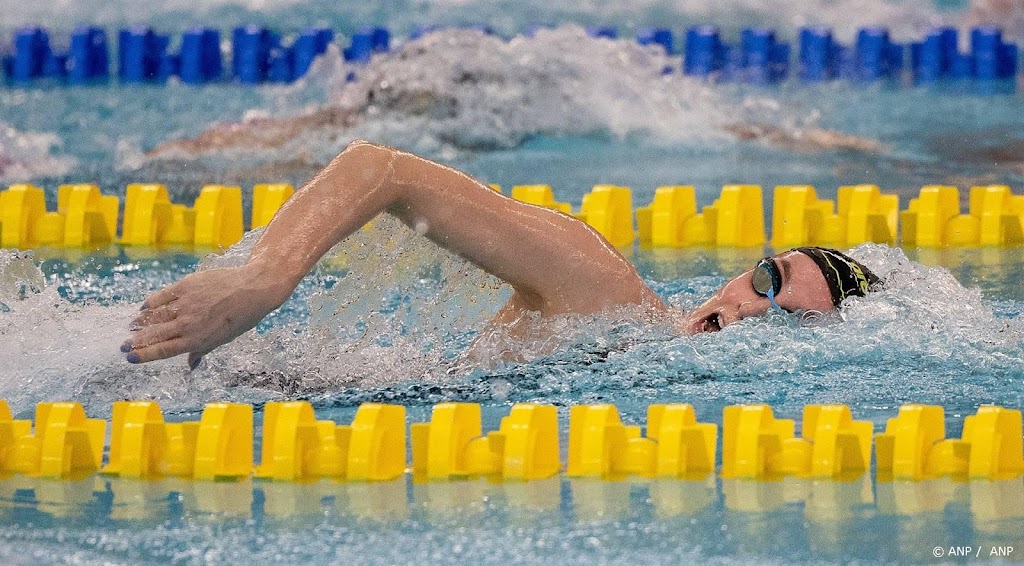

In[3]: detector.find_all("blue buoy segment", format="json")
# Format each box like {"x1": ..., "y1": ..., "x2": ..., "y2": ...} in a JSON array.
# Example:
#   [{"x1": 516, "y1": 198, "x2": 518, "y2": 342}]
[
  {"x1": 637, "y1": 28, "x2": 673, "y2": 55},
  {"x1": 684, "y1": 26, "x2": 724, "y2": 76},
  {"x1": 180, "y1": 28, "x2": 222, "y2": 84},
  {"x1": 119, "y1": 27, "x2": 167, "y2": 83},
  {"x1": 233, "y1": 26, "x2": 273, "y2": 84},
  {"x1": 68, "y1": 27, "x2": 108, "y2": 84}
]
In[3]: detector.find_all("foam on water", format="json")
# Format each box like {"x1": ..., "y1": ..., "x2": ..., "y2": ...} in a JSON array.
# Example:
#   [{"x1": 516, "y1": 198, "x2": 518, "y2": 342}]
[
  {"x1": 0, "y1": 218, "x2": 508, "y2": 415},
  {"x1": 2, "y1": 221, "x2": 1023, "y2": 421},
  {"x1": 334, "y1": 28, "x2": 733, "y2": 153},
  {"x1": 146, "y1": 27, "x2": 882, "y2": 169},
  {"x1": 0, "y1": 120, "x2": 75, "y2": 181},
  {"x1": 219, "y1": 241, "x2": 1024, "y2": 422},
  {"x1": 141, "y1": 28, "x2": 730, "y2": 164}
]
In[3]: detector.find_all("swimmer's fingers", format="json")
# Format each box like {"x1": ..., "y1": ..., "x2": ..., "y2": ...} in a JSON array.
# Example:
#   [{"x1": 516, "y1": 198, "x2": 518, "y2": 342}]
[
  {"x1": 126, "y1": 336, "x2": 190, "y2": 364},
  {"x1": 140, "y1": 284, "x2": 182, "y2": 311},
  {"x1": 130, "y1": 304, "x2": 179, "y2": 329},
  {"x1": 123, "y1": 321, "x2": 183, "y2": 361},
  {"x1": 125, "y1": 265, "x2": 288, "y2": 366}
]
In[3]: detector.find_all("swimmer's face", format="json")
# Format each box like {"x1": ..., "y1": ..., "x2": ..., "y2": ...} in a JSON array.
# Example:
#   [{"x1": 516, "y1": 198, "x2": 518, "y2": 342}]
[{"x1": 683, "y1": 250, "x2": 835, "y2": 334}]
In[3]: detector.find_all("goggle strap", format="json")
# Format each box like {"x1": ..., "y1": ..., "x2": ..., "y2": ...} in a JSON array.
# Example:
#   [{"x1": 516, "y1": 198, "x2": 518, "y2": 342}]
[{"x1": 766, "y1": 285, "x2": 782, "y2": 311}]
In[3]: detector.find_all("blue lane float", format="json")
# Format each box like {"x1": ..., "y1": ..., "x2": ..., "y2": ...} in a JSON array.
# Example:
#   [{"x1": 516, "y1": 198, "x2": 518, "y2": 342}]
[
  {"x1": 409, "y1": 24, "x2": 439, "y2": 40},
  {"x1": 42, "y1": 50, "x2": 68, "y2": 79},
  {"x1": 370, "y1": 27, "x2": 391, "y2": 53},
  {"x1": 11, "y1": 26, "x2": 110, "y2": 83},
  {"x1": 739, "y1": 27, "x2": 790, "y2": 83},
  {"x1": 233, "y1": 26, "x2": 273, "y2": 84},
  {"x1": 799, "y1": 26, "x2": 843, "y2": 81},
  {"x1": 68, "y1": 27, "x2": 109, "y2": 83},
  {"x1": 587, "y1": 26, "x2": 618, "y2": 39},
  {"x1": 683, "y1": 26, "x2": 726, "y2": 77},
  {"x1": 179, "y1": 28, "x2": 222, "y2": 84},
  {"x1": 343, "y1": 26, "x2": 390, "y2": 65},
  {"x1": 268, "y1": 44, "x2": 294, "y2": 83},
  {"x1": 683, "y1": 26, "x2": 790, "y2": 83},
  {"x1": 971, "y1": 27, "x2": 1018, "y2": 79},
  {"x1": 293, "y1": 28, "x2": 335, "y2": 78},
  {"x1": 119, "y1": 27, "x2": 168, "y2": 83},
  {"x1": 11, "y1": 27, "x2": 51, "y2": 83},
  {"x1": 637, "y1": 27, "x2": 674, "y2": 54},
  {"x1": 911, "y1": 27, "x2": 959, "y2": 81},
  {"x1": 855, "y1": 27, "x2": 904, "y2": 81},
  {"x1": 343, "y1": 30, "x2": 374, "y2": 64},
  {"x1": 910, "y1": 26, "x2": 1018, "y2": 81}
]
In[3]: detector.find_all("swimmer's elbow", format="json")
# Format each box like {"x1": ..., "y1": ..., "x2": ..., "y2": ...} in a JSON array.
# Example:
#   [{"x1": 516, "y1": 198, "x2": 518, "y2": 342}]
[
  {"x1": 341, "y1": 139, "x2": 394, "y2": 160},
  {"x1": 345, "y1": 138, "x2": 375, "y2": 150},
  {"x1": 330, "y1": 141, "x2": 401, "y2": 181}
]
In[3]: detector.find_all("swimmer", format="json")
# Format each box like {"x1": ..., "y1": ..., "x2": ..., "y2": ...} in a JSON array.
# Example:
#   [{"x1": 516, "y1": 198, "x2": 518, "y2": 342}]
[
  {"x1": 145, "y1": 36, "x2": 887, "y2": 159},
  {"x1": 146, "y1": 104, "x2": 888, "y2": 157},
  {"x1": 122, "y1": 140, "x2": 878, "y2": 368}
]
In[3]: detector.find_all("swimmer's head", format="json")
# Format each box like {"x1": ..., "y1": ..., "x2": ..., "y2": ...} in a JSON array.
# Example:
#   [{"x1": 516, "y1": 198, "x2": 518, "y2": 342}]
[{"x1": 684, "y1": 247, "x2": 879, "y2": 334}]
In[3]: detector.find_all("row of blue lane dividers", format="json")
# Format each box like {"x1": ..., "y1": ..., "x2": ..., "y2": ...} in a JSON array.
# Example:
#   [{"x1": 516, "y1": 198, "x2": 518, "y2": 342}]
[
  {"x1": 2, "y1": 25, "x2": 388, "y2": 85},
  {"x1": 8, "y1": 26, "x2": 109, "y2": 83},
  {"x1": 910, "y1": 27, "x2": 1018, "y2": 80},
  {"x1": 0, "y1": 24, "x2": 1019, "y2": 86},
  {"x1": 684, "y1": 26, "x2": 791, "y2": 83}
]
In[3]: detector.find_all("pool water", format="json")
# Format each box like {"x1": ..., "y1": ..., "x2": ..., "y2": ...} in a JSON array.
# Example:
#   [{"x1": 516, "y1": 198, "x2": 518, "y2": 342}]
[{"x1": 2, "y1": 0, "x2": 1024, "y2": 563}]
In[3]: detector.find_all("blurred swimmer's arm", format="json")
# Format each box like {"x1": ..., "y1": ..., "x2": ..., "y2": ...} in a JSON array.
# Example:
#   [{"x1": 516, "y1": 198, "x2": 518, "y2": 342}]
[
  {"x1": 145, "y1": 108, "x2": 356, "y2": 156},
  {"x1": 126, "y1": 140, "x2": 660, "y2": 366},
  {"x1": 725, "y1": 123, "x2": 888, "y2": 153}
]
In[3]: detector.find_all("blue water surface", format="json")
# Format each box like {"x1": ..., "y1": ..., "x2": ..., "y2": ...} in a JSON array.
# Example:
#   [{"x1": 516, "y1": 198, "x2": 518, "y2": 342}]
[{"x1": 2, "y1": 0, "x2": 1024, "y2": 563}]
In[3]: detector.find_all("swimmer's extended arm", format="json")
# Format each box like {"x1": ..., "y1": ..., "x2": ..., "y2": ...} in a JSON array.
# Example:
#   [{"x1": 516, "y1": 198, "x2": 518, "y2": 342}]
[
  {"x1": 126, "y1": 140, "x2": 658, "y2": 365},
  {"x1": 145, "y1": 108, "x2": 356, "y2": 157}
]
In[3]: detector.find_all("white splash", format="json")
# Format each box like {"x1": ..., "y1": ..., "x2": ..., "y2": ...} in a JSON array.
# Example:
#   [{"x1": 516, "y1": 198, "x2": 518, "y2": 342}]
[
  {"x1": 0, "y1": 120, "x2": 76, "y2": 181},
  {"x1": 654, "y1": 243, "x2": 1024, "y2": 410},
  {"x1": 151, "y1": 27, "x2": 749, "y2": 163},
  {"x1": 334, "y1": 27, "x2": 731, "y2": 151},
  {"x1": 0, "y1": 218, "x2": 509, "y2": 415}
]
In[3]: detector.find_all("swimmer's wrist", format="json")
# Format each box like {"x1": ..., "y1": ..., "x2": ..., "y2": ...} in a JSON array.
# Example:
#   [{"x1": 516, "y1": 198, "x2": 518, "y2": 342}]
[{"x1": 242, "y1": 257, "x2": 303, "y2": 307}]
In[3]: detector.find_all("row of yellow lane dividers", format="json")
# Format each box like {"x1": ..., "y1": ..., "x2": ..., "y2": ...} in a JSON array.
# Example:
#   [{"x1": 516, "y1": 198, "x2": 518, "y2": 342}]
[
  {"x1": 507, "y1": 182, "x2": 1024, "y2": 248},
  {"x1": 0, "y1": 182, "x2": 294, "y2": 250},
  {"x1": 2, "y1": 181, "x2": 1023, "y2": 251},
  {"x1": 1, "y1": 399, "x2": 1022, "y2": 483}
]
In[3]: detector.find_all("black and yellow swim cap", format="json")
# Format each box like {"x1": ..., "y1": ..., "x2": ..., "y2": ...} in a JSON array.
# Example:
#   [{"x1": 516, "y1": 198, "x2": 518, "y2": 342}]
[{"x1": 794, "y1": 247, "x2": 880, "y2": 308}]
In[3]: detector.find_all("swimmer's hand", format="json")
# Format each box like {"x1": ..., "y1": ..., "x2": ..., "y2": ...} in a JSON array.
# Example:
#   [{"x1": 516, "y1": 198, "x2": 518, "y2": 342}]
[{"x1": 122, "y1": 263, "x2": 293, "y2": 368}]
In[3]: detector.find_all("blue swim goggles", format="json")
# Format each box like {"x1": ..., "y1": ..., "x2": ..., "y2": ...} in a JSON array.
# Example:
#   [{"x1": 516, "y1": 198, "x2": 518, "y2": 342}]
[{"x1": 751, "y1": 257, "x2": 783, "y2": 311}]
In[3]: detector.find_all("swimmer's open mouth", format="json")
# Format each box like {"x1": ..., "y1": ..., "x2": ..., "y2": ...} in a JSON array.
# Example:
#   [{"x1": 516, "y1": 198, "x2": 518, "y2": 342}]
[{"x1": 701, "y1": 313, "x2": 722, "y2": 333}]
